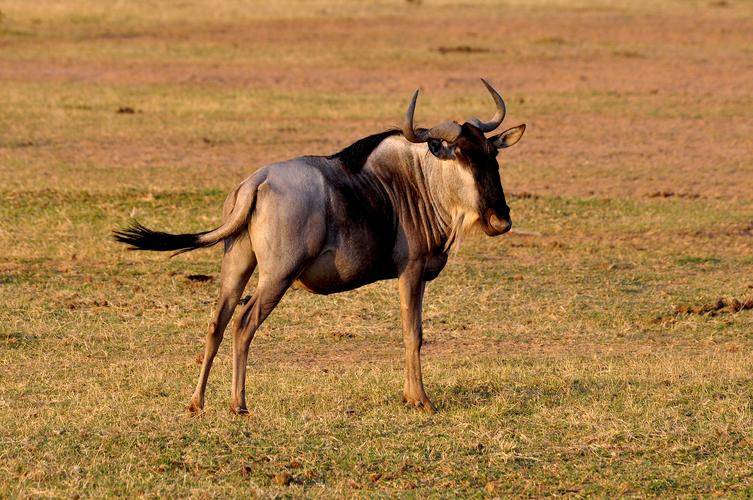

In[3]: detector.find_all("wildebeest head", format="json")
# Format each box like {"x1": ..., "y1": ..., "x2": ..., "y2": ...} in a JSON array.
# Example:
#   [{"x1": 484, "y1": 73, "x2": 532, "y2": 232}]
[{"x1": 402, "y1": 79, "x2": 526, "y2": 237}]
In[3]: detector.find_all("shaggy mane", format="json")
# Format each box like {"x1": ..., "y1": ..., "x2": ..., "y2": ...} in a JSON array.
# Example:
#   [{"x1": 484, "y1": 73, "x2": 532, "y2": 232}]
[{"x1": 328, "y1": 129, "x2": 401, "y2": 173}]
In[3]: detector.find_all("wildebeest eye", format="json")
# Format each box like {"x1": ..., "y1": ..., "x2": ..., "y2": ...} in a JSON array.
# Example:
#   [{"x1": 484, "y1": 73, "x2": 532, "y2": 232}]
[
  {"x1": 427, "y1": 139, "x2": 455, "y2": 160},
  {"x1": 428, "y1": 139, "x2": 443, "y2": 156}
]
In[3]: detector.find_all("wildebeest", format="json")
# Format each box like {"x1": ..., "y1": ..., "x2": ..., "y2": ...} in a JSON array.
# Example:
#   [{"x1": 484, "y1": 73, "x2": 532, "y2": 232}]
[{"x1": 114, "y1": 79, "x2": 526, "y2": 414}]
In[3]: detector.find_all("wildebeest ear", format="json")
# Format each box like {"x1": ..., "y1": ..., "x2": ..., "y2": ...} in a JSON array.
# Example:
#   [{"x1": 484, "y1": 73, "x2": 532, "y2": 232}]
[{"x1": 490, "y1": 124, "x2": 526, "y2": 149}]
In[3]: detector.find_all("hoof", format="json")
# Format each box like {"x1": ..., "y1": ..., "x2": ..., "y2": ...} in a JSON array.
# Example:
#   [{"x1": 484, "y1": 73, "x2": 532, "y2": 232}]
[
  {"x1": 230, "y1": 404, "x2": 250, "y2": 416},
  {"x1": 187, "y1": 399, "x2": 204, "y2": 415},
  {"x1": 403, "y1": 394, "x2": 437, "y2": 414}
]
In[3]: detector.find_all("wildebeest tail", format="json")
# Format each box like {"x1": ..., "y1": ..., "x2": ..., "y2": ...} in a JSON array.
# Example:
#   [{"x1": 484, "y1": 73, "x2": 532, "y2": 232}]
[
  {"x1": 112, "y1": 222, "x2": 212, "y2": 253},
  {"x1": 113, "y1": 179, "x2": 260, "y2": 254}
]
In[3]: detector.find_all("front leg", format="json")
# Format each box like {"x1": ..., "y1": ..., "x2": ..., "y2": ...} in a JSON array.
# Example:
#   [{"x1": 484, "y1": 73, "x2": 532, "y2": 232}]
[{"x1": 398, "y1": 261, "x2": 436, "y2": 414}]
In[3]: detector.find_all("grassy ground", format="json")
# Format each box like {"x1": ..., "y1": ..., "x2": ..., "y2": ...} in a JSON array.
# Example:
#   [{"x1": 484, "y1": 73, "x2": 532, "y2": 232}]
[{"x1": 2, "y1": 0, "x2": 753, "y2": 496}]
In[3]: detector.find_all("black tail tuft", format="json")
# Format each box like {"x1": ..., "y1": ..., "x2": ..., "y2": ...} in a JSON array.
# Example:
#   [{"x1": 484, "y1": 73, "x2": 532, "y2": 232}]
[{"x1": 112, "y1": 221, "x2": 207, "y2": 253}]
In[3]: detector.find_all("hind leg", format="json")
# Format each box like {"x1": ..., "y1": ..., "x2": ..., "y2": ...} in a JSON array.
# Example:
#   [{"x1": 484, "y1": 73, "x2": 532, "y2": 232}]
[
  {"x1": 229, "y1": 273, "x2": 294, "y2": 414},
  {"x1": 188, "y1": 235, "x2": 256, "y2": 414},
  {"x1": 228, "y1": 179, "x2": 327, "y2": 414}
]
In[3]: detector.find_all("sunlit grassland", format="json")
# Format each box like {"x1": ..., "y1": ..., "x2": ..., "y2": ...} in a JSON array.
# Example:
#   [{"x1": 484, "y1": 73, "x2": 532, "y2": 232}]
[
  {"x1": 3, "y1": 187, "x2": 753, "y2": 495},
  {"x1": 2, "y1": 0, "x2": 753, "y2": 496}
]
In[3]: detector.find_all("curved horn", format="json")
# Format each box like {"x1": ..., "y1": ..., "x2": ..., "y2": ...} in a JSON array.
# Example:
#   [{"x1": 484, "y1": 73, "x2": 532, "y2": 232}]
[
  {"x1": 403, "y1": 89, "x2": 462, "y2": 144},
  {"x1": 467, "y1": 78, "x2": 506, "y2": 133},
  {"x1": 403, "y1": 89, "x2": 430, "y2": 143}
]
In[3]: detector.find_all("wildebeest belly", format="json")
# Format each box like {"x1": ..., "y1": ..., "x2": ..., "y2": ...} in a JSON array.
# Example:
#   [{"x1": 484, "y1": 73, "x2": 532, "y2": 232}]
[{"x1": 296, "y1": 242, "x2": 397, "y2": 295}]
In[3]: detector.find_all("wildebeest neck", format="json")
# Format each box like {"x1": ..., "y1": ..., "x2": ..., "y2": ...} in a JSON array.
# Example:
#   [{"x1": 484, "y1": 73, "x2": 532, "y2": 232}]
[{"x1": 362, "y1": 136, "x2": 460, "y2": 255}]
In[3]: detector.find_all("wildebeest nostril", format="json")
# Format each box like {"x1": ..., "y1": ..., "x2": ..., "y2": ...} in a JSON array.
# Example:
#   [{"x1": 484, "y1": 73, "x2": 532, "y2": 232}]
[{"x1": 487, "y1": 212, "x2": 512, "y2": 235}]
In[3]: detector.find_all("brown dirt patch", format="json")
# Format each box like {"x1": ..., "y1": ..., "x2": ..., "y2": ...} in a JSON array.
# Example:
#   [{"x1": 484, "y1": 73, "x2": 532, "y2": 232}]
[
  {"x1": 647, "y1": 191, "x2": 701, "y2": 199},
  {"x1": 2, "y1": 7, "x2": 753, "y2": 199},
  {"x1": 676, "y1": 297, "x2": 753, "y2": 316},
  {"x1": 185, "y1": 274, "x2": 214, "y2": 283},
  {"x1": 661, "y1": 296, "x2": 753, "y2": 320},
  {"x1": 435, "y1": 46, "x2": 490, "y2": 55}
]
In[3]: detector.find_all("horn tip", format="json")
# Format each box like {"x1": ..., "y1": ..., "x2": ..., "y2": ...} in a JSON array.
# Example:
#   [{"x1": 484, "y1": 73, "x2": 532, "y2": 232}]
[{"x1": 408, "y1": 88, "x2": 420, "y2": 104}]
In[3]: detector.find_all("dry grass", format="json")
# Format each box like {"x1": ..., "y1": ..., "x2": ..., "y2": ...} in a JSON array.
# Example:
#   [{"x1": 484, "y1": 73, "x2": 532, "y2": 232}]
[{"x1": 2, "y1": 0, "x2": 753, "y2": 496}]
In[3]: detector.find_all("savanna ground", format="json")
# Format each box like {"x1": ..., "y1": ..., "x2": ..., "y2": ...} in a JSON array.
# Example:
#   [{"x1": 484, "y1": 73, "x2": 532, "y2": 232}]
[{"x1": 2, "y1": 0, "x2": 753, "y2": 496}]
